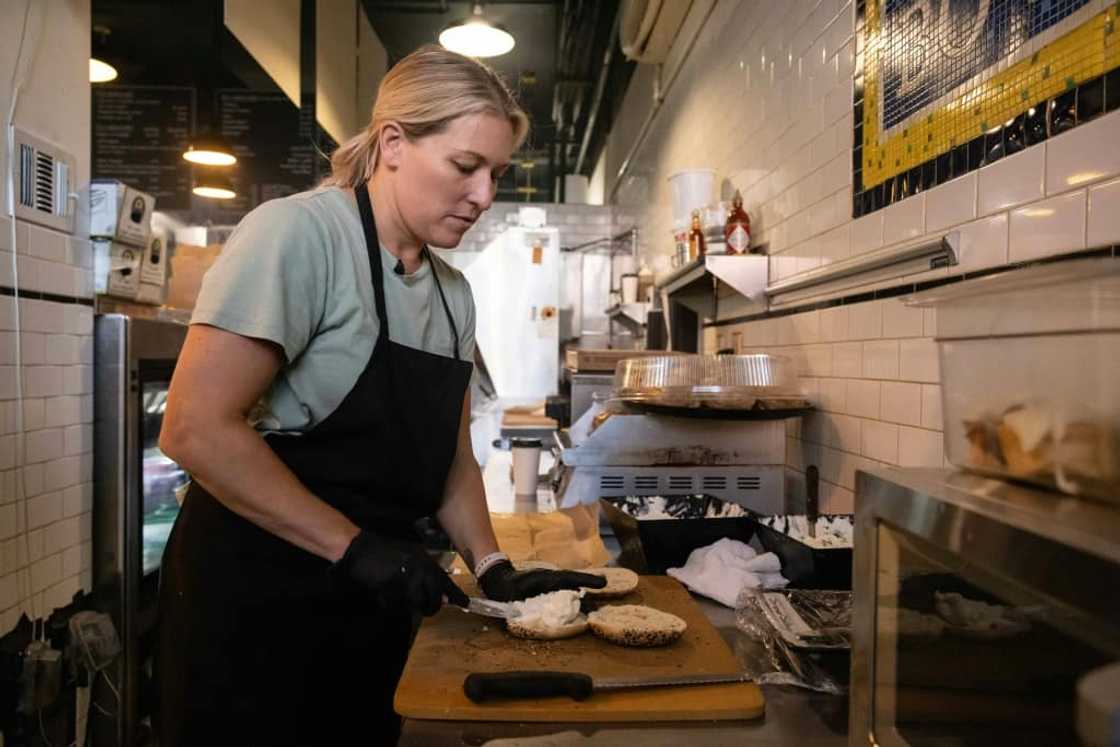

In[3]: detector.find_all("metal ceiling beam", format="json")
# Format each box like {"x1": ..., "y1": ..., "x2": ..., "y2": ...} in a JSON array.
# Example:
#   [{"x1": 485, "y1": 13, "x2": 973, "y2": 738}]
[{"x1": 574, "y1": 3, "x2": 620, "y2": 174}]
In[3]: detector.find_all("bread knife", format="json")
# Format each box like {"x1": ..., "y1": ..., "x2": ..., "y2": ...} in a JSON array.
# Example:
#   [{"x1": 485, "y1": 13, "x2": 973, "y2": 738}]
[
  {"x1": 463, "y1": 670, "x2": 750, "y2": 702},
  {"x1": 463, "y1": 597, "x2": 520, "y2": 619}
]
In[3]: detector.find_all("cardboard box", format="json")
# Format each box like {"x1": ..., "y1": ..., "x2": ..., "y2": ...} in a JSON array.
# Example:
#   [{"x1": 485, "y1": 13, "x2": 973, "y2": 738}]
[
  {"x1": 165, "y1": 243, "x2": 222, "y2": 311},
  {"x1": 94, "y1": 239, "x2": 142, "y2": 299},
  {"x1": 88, "y1": 180, "x2": 154, "y2": 248},
  {"x1": 131, "y1": 227, "x2": 170, "y2": 305}
]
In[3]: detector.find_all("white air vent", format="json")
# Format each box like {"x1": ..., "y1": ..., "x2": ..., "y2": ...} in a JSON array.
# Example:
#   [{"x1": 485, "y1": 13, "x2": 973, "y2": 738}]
[{"x1": 13, "y1": 128, "x2": 75, "y2": 234}]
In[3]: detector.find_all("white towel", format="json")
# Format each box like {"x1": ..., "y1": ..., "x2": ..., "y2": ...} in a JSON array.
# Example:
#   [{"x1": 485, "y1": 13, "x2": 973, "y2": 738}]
[{"x1": 667, "y1": 537, "x2": 788, "y2": 608}]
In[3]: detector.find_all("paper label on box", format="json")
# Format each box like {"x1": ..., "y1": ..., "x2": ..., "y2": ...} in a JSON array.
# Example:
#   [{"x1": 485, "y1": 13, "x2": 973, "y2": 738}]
[
  {"x1": 95, "y1": 239, "x2": 141, "y2": 298},
  {"x1": 115, "y1": 187, "x2": 154, "y2": 247},
  {"x1": 140, "y1": 234, "x2": 168, "y2": 286}
]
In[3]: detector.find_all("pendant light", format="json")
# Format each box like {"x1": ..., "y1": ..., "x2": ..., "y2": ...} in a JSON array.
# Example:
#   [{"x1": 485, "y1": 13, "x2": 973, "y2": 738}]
[
  {"x1": 183, "y1": 19, "x2": 238, "y2": 169},
  {"x1": 439, "y1": 3, "x2": 515, "y2": 59},
  {"x1": 89, "y1": 58, "x2": 117, "y2": 84},
  {"x1": 90, "y1": 25, "x2": 117, "y2": 84},
  {"x1": 192, "y1": 169, "x2": 236, "y2": 200},
  {"x1": 182, "y1": 130, "x2": 237, "y2": 167}
]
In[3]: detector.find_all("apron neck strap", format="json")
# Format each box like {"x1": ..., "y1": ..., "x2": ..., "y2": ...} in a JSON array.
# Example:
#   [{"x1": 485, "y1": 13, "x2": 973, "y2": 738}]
[
  {"x1": 355, "y1": 182, "x2": 390, "y2": 339},
  {"x1": 426, "y1": 246, "x2": 461, "y2": 360},
  {"x1": 355, "y1": 183, "x2": 461, "y2": 359}
]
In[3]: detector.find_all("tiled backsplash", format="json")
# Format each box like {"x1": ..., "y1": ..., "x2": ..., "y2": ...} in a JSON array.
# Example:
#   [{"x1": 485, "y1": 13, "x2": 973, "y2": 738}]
[
  {"x1": 704, "y1": 297, "x2": 944, "y2": 513},
  {"x1": 611, "y1": 0, "x2": 1120, "y2": 513},
  {"x1": 0, "y1": 3, "x2": 94, "y2": 635},
  {"x1": 0, "y1": 218, "x2": 95, "y2": 634}
]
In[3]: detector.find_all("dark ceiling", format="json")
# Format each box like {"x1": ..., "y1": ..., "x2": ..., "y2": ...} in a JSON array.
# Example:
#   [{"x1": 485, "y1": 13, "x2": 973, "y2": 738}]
[
  {"x1": 90, "y1": 0, "x2": 633, "y2": 206},
  {"x1": 362, "y1": 0, "x2": 634, "y2": 201}
]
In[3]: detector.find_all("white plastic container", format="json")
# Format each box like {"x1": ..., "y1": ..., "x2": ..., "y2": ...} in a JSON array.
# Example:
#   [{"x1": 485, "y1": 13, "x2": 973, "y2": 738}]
[
  {"x1": 668, "y1": 169, "x2": 716, "y2": 228},
  {"x1": 906, "y1": 258, "x2": 1120, "y2": 503}
]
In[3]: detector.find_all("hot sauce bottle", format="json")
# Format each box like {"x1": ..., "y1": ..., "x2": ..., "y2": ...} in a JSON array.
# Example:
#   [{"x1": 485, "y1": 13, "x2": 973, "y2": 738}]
[
  {"x1": 688, "y1": 209, "x2": 706, "y2": 261},
  {"x1": 724, "y1": 190, "x2": 751, "y2": 255}
]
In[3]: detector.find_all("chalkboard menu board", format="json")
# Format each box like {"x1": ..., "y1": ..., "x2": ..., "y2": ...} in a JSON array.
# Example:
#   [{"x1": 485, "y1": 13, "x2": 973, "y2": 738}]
[
  {"x1": 92, "y1": 85, "x2": 195, "y2": 210},
  {"x1": 217, "y1": 90, "x2": 319, "y2": 212}
]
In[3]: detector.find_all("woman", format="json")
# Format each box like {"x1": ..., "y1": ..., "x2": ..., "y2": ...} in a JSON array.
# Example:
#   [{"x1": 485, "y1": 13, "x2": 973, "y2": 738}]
[{"x1": 156, "y1": 46, "x2": 603, "y2": 745}]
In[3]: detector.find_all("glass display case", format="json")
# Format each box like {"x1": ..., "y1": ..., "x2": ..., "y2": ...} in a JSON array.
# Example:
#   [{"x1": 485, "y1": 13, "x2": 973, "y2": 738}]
[
  {"x1": 94, "y1": 315, "x2": 188, "y2": 746},
  {"x1": 851, "y1": 468, "x2": 1120, "y2": 747}
]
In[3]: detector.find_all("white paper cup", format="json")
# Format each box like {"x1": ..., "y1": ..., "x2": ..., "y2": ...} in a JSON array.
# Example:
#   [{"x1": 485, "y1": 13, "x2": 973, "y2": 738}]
[
  {"x1": 620, "y1": 273, "x2": 639, "y2": 304},
  {"x1": 510, "y1": 438, "x2": 542, "y2": 495}
]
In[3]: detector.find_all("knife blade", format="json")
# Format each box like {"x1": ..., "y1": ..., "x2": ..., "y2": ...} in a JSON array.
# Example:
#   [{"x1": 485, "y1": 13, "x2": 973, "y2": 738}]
[
  {"x1": 463, "y1": 670, "x2": 751, "y2": 702},
  {"x1": 463, "y1": 597, "x2": 520, "y2": 620},
  {"x1": 806, "y1": 464, "x2": 819, "y2": 539}
]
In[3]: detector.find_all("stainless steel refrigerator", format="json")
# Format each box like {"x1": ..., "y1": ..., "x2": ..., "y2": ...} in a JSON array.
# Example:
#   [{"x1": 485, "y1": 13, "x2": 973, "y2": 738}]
[{"x1": 93, "y1": 314, "x2": 188, "y2": 746}]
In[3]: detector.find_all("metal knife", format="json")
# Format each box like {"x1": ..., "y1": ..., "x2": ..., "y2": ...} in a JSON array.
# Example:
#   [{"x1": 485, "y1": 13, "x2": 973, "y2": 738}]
[
  {"x1": 463, "y1": 670, "x2": 751, "y2": 702},
  {"x1": 806, "y1": 464, "x2": 819, "y2": 539},
  {"x1": 463, "y1": 597, "x2": 520, "y2": 620}
]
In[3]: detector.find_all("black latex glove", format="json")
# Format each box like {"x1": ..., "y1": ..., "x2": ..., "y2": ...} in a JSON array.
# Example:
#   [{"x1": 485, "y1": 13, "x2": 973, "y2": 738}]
[
  {"x1": 332, "y1": 529, "x2": 468, "y2": 616},
  {"x1": 478, "y1": 560, "x2": 607, "y2": 603}
]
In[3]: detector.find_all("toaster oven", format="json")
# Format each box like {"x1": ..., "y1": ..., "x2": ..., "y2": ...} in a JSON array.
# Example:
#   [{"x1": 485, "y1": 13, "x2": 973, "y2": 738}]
[{"x1": 851, "y1": 468, "x2": 1120, "y2": 746}]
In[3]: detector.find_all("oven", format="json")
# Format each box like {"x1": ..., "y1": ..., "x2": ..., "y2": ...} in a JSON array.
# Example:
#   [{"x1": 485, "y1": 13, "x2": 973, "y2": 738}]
[
  {"x1": 851, "y1": 468, "x2": 1120, "y2": 747},
  {"x1": 93, "y1": 314, "x2": 188, "y2": 745}
]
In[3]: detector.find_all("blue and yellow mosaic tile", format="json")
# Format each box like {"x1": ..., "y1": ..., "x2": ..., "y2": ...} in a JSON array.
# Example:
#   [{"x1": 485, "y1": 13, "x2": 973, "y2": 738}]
[{"x1": 853, "y1": 0, "x2": 1120, "y2": 217}]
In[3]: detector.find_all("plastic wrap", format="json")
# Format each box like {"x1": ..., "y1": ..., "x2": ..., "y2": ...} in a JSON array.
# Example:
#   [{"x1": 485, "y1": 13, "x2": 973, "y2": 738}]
[
  {"x1": 733, "y1": 588, "x2": 849, "y2": 694},
  {"x1": 612, "y1": 354, "x2": 811, "y2": 412}
]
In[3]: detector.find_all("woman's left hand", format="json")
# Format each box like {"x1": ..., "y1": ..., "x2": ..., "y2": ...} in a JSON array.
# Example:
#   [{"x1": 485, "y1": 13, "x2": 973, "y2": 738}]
[{"x1": 478, "y1": 560, "x2": 607, "y2": 602}]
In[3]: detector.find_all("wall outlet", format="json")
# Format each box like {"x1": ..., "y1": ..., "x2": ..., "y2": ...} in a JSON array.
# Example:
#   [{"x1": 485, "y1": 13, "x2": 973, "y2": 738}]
[{"x1": 19, "y1": 642, "x2": 62, "y2": 714}]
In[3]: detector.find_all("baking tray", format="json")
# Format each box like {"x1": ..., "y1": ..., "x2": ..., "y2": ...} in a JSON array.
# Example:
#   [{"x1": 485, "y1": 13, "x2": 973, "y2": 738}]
[
  {"x1": 600, "y1": 496, "x2": 756, "y2": 575},
  {"x1": 749, "y1": 516, "x2": 854, "y2": 590}
]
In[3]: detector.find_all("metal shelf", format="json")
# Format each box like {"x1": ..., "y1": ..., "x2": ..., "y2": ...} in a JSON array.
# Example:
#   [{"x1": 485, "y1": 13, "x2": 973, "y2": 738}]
[
  {"x1": 656, "y1": 253, "x2": 769, "y2": 316},
  {"x1": 605, "y1": 302, "x2": 651, "y2": 334}
]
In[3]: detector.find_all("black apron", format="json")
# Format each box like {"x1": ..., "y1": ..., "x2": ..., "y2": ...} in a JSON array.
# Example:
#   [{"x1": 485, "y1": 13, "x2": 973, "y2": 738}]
[{"x1": 157, "y1": 183, "x2": 473, "y2": 746}]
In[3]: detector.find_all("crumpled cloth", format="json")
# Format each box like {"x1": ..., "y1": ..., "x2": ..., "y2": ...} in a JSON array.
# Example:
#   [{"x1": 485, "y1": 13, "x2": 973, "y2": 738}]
[{"x1": 667, "y1": 538, "x2": 789, "y2": 608}]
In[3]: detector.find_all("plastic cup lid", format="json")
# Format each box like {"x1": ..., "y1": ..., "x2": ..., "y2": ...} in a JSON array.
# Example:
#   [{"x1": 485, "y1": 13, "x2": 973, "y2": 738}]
[{"x1": 510, "y1": 437, "x2": 543, "y2": 448}]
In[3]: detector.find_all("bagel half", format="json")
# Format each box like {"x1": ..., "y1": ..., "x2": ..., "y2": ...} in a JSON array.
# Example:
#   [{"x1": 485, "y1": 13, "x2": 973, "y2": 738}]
[
  {"x1": 587, "y1": 604, "x2": 687, "y2": 647},
  {"x1": 581, "y1": 567, "x2": 639, "y2": 598}
]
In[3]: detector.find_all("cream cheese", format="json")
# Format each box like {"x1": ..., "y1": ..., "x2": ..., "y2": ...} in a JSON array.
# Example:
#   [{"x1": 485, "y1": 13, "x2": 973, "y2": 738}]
[{"x1": 511, "y1": 590, "x2": 582, "y2": 628}]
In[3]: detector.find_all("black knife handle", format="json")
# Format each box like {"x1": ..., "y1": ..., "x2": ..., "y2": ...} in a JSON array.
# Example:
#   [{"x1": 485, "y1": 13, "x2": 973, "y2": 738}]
[
  {"x1": 463, "y1": 671, "x2": 594, "y2": 702},
  {"x1": 806, "y1": 464, "x2": 819, "y2": 520}
]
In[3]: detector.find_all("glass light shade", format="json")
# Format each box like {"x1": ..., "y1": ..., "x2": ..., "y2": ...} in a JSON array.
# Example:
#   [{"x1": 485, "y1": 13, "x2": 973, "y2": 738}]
[
  {"x1": 192, "y1": 185, "x2": 236, "y2": 200},
  {"x1": 192, "y1": 171, "x2": 236, "y2": 200},
  {"x1": 183, "y1": 146, "x2": 237, "y2": 166},
  {"x1": 89, "y1": 58, "x2": 118, "y2": 83},
  {"x1": 439, "y1": 19, "x2": 515, "y2": 58}
]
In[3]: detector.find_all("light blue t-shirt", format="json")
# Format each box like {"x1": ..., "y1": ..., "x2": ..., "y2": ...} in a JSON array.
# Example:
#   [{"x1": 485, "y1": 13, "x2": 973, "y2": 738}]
[{"x1": 191, "y1": 187, "x2": 476, "y2": 433}]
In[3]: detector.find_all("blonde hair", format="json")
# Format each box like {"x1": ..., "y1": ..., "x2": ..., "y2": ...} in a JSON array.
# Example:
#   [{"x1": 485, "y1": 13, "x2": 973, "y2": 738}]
[{"x1": 322, "y1": 45, "x2": 529, "y2": 188}]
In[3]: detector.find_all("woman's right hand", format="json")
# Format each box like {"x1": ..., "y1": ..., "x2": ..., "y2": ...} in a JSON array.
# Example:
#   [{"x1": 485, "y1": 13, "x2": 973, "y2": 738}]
[{"x1": 333, "y1": 529, "x2": 469, "y2": 615}]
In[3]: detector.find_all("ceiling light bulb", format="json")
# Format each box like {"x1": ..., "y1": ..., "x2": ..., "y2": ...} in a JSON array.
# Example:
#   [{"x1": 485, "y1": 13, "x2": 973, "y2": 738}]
[
  {"x1": 90, "y1": 58, "x2": 118, "y2": 83},
  {"x1": 439, "y1": 5, "x2": 515, "y2": 58}
]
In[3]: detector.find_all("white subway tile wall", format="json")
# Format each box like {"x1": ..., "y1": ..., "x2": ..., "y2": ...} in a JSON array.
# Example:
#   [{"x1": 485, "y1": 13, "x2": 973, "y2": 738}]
[
  {"x1": 717, "y1": 296, "x2": 943, "y2": 510},
  {"x1": 0, "y1": 218, "x2": 93, "y2": 632},
  {"x1": 612, "y1": 2, "x2": 1120, "y2": 514},
  {"x1": 1088, "y1": 177, "x2": 1120, "y2": 247},
  {"x1": 1008, "y1": 189, "x2": 1088, "y2": 262}
]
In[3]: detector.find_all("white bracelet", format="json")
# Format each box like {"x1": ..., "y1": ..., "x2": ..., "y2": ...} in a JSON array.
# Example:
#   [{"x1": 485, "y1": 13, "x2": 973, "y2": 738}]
[{"x1": 474, "y1": 551, "x2": 510, "y2": 578}]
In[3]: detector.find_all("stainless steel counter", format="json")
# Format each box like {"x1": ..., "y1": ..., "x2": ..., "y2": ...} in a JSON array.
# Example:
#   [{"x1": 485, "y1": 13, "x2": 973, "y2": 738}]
[{"x1": 398, "y1": 596, "x2": 848, "y2": 746}]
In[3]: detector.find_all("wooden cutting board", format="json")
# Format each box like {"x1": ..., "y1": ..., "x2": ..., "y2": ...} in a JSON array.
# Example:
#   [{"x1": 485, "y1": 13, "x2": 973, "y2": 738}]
[{"x1": 395, "y1": 575, "x2": 765, "y2": 722}]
